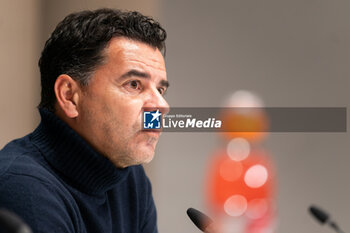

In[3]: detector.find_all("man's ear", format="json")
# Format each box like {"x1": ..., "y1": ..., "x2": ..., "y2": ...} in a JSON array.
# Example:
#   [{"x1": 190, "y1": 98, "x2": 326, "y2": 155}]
[{"x1": 54, "y1": 74, "x2": 81, "y2": 118}]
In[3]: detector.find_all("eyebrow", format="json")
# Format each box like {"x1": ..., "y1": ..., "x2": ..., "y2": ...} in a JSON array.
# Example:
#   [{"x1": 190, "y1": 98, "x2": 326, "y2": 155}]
[
  {"x1": 120, "y1": 69, "x2": 170, "y2": 88},
  {"x1": 120, "y1": 69, "x2": 150, "y2": 79},
  {"x1": 160, "y1": 80, "x2": 170, "y2": 89}
]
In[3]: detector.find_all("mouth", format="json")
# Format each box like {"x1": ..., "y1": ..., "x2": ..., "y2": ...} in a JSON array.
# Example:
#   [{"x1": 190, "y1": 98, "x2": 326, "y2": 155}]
[{"x1": 141, "y1": 129, "x2": 161, "y2": 138}]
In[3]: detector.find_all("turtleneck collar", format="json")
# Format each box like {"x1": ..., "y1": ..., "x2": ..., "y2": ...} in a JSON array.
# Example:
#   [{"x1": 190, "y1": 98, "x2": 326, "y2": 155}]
[{"x1": 30, "y1": 108, "x2": 130, "y2": 195}]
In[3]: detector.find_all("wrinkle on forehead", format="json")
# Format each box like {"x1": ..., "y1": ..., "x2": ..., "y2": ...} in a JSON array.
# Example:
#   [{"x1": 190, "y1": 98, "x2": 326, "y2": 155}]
[
  {"x1": 103, "y1": 37, "x2": 166, "y2": 76},
  {"x1": 111, "y1": 38, "x2": 164, "y2": 63},
  {"x1": 125, "y1": 58, "x2": 166, "y2": 74}
]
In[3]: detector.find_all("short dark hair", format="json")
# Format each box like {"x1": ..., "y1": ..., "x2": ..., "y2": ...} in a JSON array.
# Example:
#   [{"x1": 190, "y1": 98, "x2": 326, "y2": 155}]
[{"x1": 38, "y1": 8, "x2": 167, "y2": 112}]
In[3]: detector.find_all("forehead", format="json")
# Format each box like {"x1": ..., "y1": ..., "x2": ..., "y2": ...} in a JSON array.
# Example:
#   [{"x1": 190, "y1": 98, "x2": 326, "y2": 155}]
[{"x1": 103, "y1": 37, "x2": 166, "y2": 76}]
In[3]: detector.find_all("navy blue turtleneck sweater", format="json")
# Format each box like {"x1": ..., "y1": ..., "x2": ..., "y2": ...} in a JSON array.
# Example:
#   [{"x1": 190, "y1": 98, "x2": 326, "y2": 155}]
[{"x1": 0, "y1": 109, "x2": 158, "y2": 233}]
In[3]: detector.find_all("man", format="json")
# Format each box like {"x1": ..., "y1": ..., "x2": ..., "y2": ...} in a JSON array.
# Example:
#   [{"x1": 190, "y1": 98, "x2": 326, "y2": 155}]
[{"x1": 0, "y1": 8, "x2": 169, "y2": 233}]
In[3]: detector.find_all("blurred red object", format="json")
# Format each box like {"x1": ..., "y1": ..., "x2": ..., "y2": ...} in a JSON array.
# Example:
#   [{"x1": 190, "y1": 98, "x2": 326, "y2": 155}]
[{"x1": 206, "y1": 149, "x2": 275, "y2": 219}]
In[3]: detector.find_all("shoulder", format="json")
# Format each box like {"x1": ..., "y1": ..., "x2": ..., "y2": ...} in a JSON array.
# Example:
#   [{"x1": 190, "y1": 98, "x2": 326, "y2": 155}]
[
  {"x1": 0, "y1": 134, "x2": 75, "y2": 204},
  {"x1": 0, "y1": 136, "x2": 78, "y2": 233},
  {"x1": 0, "y1": 135, "x2": 36, "y2": 176},
  {"x1": 0, "y1": 171, "x2": 78, "y2": 233},
  {"x1": 0, "y1": 134, "x2": 54, "y2": 184}
]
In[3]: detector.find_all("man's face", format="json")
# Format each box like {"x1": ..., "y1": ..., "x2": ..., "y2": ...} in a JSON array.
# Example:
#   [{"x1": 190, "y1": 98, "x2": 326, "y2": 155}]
[{"x1": 76, "y1": 37, "x2": 169, "y2": 168}]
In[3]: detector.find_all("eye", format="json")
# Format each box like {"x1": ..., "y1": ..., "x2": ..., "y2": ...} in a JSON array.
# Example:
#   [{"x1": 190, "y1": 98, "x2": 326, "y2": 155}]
[
  {"x1": 125, "y1": 80, "x2": 142, "y2": 91},
  {"x1": 158, "y1": 87, "x2": 167, "y2": 96}
]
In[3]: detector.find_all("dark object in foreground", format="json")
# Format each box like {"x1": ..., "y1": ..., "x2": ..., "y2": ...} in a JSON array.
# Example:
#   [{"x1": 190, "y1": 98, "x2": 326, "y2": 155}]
[
  {"x1": 0, "y1": 209, "x2": 32, "y2": 233},
  {"x1": 186, "y1": 208, "x2": 213, "y2": 232},
  {"x1": 309, "y1": 205, "x2": 345, "y2": 233}
]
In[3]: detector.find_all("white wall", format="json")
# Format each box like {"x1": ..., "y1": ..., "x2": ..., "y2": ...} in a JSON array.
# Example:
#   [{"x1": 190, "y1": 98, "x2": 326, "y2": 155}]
[
  {"x1": 153, "y1": 1, "x2": 350, "y2": 233},
  {"x1": 0, "y1": 0, "x2": 42, "y2": 147}
]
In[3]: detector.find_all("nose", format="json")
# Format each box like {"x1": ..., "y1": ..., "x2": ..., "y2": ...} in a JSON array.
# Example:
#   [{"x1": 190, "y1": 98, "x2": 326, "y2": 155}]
[{"x1": 143, "y1": 87, "x2": 170, "y2": 115}]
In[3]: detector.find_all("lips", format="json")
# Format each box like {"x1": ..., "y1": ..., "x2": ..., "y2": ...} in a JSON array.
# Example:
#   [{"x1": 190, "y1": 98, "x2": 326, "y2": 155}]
[
  {"x1": 142, "y1": 130, "x2": 161, "y2": 138},
  {"x1": 141, "y1": 127, "x2": 162, "y2": 133}
]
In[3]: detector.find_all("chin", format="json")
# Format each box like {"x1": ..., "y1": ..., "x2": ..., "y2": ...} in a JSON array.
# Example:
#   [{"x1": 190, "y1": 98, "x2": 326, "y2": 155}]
[
  {"x1": 142, "y1": 153, "x2": 155, "y2": 164},
  {"x1": 136, "y1": 148, "x2": 155, "y2": 164},
  {"x1": 137, "y1": 138, "x2": 157, "y2": 163}
]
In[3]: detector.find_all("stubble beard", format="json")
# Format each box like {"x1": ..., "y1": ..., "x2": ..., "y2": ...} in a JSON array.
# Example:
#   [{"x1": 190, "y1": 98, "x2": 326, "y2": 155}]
[
  {"x1": 81, "y1": 101, "x2": 158, "y2": 168},
  {"x1": 103, "y1": 117, "x2": 159, "y2": 168}
]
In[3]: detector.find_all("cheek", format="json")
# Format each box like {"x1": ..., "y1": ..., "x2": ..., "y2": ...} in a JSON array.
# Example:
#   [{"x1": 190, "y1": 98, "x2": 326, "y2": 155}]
[
  {"x1": 109, "y1": 97, "x2": 144, "y2": 132},
  {"x1": 88, "y1": 86, "x2": 146, "y2": 134}
]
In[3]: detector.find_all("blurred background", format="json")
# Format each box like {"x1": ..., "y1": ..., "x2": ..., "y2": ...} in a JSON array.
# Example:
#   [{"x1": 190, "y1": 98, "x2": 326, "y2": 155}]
[{"x1": 0, "y1": 0, "x2": 349, "y2": 232}]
